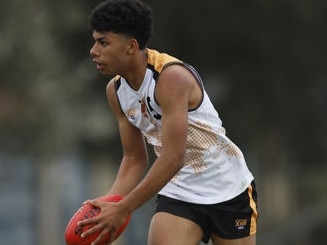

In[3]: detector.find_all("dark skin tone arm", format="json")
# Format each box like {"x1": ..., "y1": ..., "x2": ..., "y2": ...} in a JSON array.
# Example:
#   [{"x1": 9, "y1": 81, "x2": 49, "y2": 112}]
[
  {"x1": 105, "y1": 80, "x2": 149, "y2": 197},
  {"x1": 78, "y1": 64, "x2": 202, "y2": 244}
]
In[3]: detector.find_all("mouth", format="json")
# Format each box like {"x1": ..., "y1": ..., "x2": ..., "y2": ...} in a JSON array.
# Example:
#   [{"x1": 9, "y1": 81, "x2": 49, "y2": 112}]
[{"x1": 93, "y1": 59, "x2": 103, "y2": 70}]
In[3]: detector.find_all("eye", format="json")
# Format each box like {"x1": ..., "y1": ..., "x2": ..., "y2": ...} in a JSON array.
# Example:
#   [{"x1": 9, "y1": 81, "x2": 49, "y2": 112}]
[{"x1": 100, "y1": 41, "x2": 108, "y2": 47}]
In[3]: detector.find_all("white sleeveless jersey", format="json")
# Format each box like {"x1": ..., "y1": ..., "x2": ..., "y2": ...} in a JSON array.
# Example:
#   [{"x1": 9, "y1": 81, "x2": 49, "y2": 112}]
[{"x1": 114, "y1": 49, "x2": 254, "y2": 204}]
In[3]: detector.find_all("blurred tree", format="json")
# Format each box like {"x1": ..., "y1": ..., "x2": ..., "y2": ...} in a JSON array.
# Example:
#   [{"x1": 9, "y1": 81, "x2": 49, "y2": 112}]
[{"x1": 1, "y1": 0, "x2": 325, "y2": 164}]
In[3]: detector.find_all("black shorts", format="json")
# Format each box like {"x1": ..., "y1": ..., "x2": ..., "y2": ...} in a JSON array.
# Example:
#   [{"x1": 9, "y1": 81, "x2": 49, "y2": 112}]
[{"x1": 153, "y1": 181, "x2": 258, "y2": 244}]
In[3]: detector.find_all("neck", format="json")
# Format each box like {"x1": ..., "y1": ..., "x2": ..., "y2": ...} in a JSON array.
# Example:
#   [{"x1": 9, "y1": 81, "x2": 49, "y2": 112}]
[{"x1": 122, "y1": 49, "x2": 148, "y2": 91}]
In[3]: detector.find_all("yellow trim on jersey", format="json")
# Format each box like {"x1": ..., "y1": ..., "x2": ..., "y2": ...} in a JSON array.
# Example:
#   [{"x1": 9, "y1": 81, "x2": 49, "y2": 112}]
[
  {"x1": 146, "y1": 48, "x2": 182, "y2": 73},
  {"x1": 248, "y1": 184, "x2": 258, "y2": 235},
  {"x1": 112, "y1": 49, "x2": 181, "y2": 82}
]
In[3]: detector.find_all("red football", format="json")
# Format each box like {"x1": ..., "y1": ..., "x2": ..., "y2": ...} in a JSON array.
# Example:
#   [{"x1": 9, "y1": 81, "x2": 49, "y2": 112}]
[{"x1": 65, "y1": 195, "x2": 131, "y2": 245}]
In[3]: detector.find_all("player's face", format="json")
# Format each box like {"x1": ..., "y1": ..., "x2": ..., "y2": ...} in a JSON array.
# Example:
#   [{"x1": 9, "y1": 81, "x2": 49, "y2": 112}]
[{"x1": 90, "y1": 31, "x2": 131, "y2": 75}]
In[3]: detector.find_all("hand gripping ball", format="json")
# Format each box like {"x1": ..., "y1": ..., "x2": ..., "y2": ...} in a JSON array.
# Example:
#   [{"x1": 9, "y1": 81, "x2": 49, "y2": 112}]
[{"x1": 65, "y1": 195, "x2": 131, "y2": 245}]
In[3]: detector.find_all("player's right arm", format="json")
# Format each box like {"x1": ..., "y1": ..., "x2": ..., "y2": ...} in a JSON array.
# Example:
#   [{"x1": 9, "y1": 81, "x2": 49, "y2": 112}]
[{"x1": 105, "y1": 78, "x2": 149, "y2": 197}]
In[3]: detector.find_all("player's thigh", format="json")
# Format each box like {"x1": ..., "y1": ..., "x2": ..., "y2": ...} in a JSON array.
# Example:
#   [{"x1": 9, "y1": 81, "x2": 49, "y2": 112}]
[
  {"x1": 211, "y1": 234, "x2": 256, "y2": 245},
  {"x1": 148, "y1": 212, "x2": 204, "y2": 245}
]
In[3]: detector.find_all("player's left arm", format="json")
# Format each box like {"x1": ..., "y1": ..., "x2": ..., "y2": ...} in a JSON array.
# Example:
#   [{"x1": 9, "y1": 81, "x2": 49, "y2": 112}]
[{"x1": 119, "y1": 64, "x2": 202, "y2": 213}]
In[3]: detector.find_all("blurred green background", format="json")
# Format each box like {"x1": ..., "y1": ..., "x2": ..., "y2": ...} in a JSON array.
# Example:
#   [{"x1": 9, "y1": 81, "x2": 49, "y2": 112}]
[{"x1": 0, "y1": 0, "x2": 326, "y2": 244}]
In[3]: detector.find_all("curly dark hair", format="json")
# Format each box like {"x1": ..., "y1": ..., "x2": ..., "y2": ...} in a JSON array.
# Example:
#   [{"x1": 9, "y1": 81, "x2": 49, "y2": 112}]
[{"x1": 90, "y1": 0, "x2": 153, "y2": 50}]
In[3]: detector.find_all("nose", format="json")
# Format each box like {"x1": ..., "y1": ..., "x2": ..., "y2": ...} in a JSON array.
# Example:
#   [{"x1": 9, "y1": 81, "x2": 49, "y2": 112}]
[{"x1": 90, "y1": 43, "x2": 98, "y2": 58}]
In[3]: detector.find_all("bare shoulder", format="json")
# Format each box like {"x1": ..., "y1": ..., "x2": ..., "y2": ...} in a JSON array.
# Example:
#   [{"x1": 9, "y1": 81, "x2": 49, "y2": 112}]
[
  {"x1": 156, "y1": 64, "x2": 202, "y2": 109},
  {"x1": 158, "y1": 64, "x2": 197, "y2": 88}
]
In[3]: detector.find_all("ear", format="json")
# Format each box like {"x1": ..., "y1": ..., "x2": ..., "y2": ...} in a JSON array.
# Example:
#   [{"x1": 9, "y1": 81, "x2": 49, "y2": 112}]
[{"x1": 127, "y1": 38, "x2": 139, "y2": 55}]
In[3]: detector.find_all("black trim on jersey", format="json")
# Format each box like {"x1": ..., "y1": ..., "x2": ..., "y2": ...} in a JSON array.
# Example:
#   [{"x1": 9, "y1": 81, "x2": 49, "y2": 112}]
[
  {"x1": 161, "y1": 61, "x2": 184, "y2": 71},
  {"x1": 146, "y1": 96, "x2": 162, "y2": 120},
  {"x1": 183, "y1": 63, "x2": 205, "y2": 112},
  {"x1": 114, "y1": 77, "x2": 121, "y2": 91}
]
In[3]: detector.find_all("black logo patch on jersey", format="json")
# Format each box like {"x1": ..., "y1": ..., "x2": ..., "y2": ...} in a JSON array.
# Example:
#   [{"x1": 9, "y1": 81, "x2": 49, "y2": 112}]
[{"x1": 146, "y1": 96, "x2": 161, "y2": 120}]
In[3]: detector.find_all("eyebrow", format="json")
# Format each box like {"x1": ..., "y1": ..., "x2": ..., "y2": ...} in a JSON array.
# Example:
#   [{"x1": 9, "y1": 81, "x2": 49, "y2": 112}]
[
  {"x1": 92, "y1": 32, "x2": 108, "y2": 41},
  {"x1": 94, "y1": 36, "x2": 107, "y2": 42}
]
